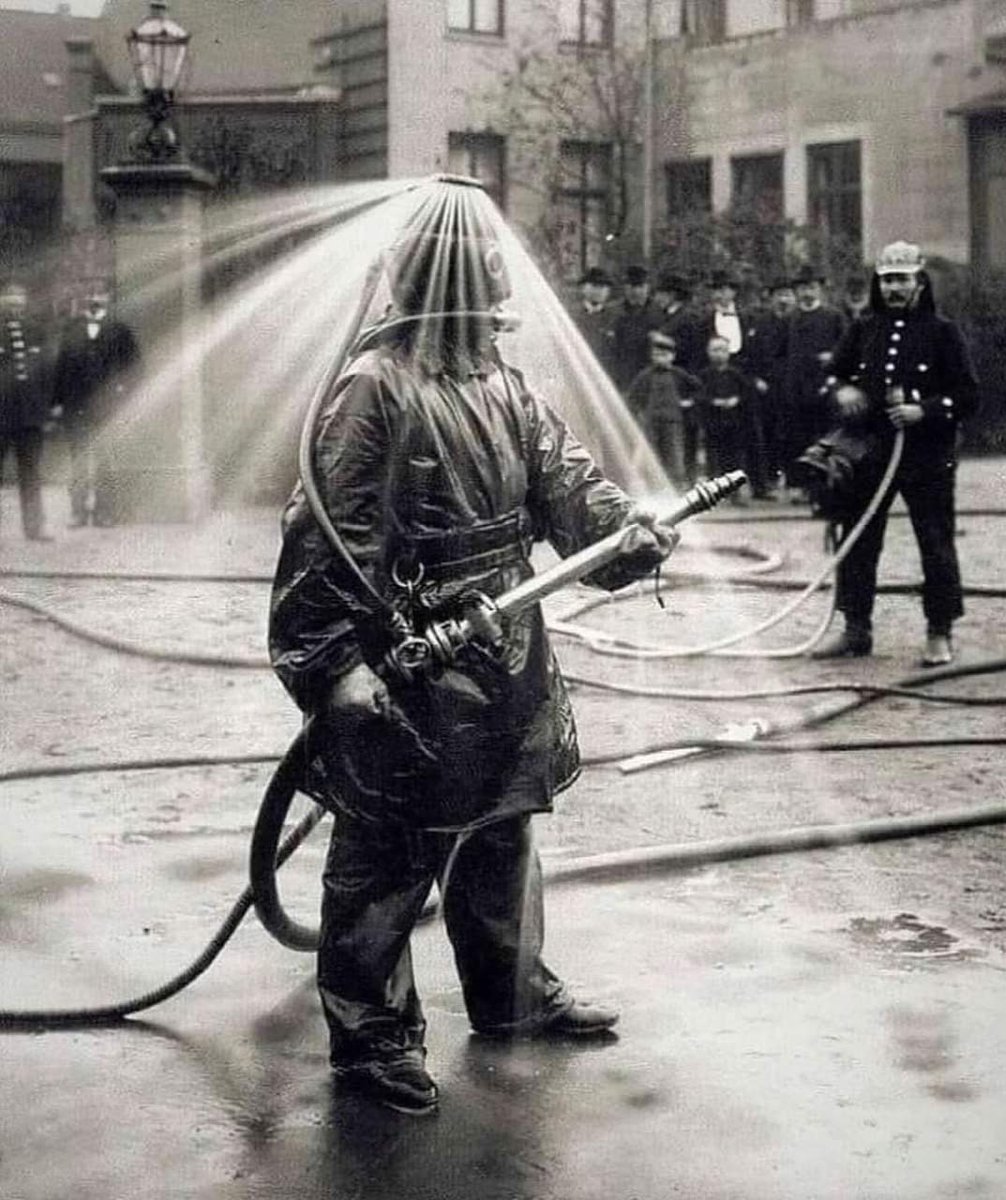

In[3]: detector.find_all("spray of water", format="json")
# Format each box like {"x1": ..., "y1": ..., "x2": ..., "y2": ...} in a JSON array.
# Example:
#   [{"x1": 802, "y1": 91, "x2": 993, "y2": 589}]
[{"x1": 47, "y1": 173, "x2": 898, "y2": 931}]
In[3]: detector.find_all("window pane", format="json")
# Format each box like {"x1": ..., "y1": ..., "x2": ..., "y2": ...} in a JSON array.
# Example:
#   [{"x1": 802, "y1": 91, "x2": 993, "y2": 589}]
[
  {"x1": 446, "y1": 0, "x2": 470, "y2": 29},
  {"x1": 682, "y1": 0, "x2": 726, "y2": 44},
  {"x1": 555, "y1": 139, "x2": 612, "y2": 278},
  {"x1": 583, "y1": 0, "x2": 610, "y2": 44},
  {"x1": 666, "y1": 158, "x2": 712, "y2": 215},
  {"x1": 807, "y1": 141, "x2": 861, "y2": 247},
  {"x1": 473, "y1": 0, "x2": 501, "y2": 33},
  {"x1": 731, "y1": 153, "x2": 784, "y2": 222},
  {"x1": 558, "y1": 0, "x2": 580, "y2": 42},
  {"x1": 447, "y1": 132, "x2": 505, "y2": 208}
]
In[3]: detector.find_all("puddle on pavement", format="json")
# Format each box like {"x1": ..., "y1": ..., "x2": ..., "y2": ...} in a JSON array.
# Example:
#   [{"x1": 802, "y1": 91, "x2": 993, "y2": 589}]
[{"x1": 846, "y1": 912, "x2": 985, "y2": 963}]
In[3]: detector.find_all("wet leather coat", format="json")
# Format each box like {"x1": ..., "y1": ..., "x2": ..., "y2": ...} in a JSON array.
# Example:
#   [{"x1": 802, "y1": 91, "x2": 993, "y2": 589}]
[{"x1": 270, "y1": 344, "x2": 656, "y2": 831}]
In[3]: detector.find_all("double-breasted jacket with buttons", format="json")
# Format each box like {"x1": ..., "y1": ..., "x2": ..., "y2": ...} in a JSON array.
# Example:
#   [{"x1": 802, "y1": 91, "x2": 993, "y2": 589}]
[
  {"x1": 829, "y1": 299, "x2": 979, "y2": 474},
  {"x1": 0, "y1": 315, "x2": 50, "y2": 438}
]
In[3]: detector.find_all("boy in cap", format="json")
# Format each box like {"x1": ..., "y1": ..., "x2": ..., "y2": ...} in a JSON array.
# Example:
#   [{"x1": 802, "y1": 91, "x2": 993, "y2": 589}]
[
  {"x1": 811, "y1": 240, "x2": 979, "y2": 666},
  {"x1": 697, "y1": 333, "x2": 753, "y2": 501},
  {"x1": 626, "y1": 328, "x2": 702, "y2": 487}
]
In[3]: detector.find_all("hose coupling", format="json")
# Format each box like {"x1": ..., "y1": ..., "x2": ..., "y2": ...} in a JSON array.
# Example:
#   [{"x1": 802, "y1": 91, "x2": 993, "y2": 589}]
[{"x1": 383, "y1": 592, "x2": 504, "y2": 683}]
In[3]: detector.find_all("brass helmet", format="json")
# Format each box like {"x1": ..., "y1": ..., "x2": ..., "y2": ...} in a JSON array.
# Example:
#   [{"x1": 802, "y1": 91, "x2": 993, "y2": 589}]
[{"x1": 875, "y1": 240, "x2": 925, "y2": 276}]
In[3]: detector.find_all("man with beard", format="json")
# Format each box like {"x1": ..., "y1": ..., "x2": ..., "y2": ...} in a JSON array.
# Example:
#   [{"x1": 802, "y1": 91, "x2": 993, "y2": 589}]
[{"x1": 811, "y1": 241, "x2": 979, "y2": 666}]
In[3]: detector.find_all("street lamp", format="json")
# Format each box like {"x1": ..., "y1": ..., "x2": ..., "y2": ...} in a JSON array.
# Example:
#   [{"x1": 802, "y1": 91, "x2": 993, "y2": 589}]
[{"x1": 125, "y1": 0, "x2": 190, "y2": 162}]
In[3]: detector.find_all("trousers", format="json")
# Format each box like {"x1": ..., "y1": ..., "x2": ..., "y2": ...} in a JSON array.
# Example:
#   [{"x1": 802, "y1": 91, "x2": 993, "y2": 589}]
[
  {"x1": 63, "y1": 411, "x2": 119, "y2": 525},
  {"x1": 318, "y1": 810, "x2": 569, "y2": 1064},
  {"x1": 835, "y1": 463, "x2": 963, "y2": 631},
  {"x1": 0, "y1": 429, "x2": 45, "y2": 538}
]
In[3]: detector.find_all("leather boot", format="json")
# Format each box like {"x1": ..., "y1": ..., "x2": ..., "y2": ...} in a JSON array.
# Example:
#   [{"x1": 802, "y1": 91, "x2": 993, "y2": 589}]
[
  {"x1": 473, "y1": 998, "x2": 620, "y2": 1041},
  {"x1": 538, "y1": 1000, "x2": 620, "y2": 1038},
  {"x1": 811, "y1": 620, "x2": 873, "y2": 659},
  {"x1": 920, "y1": 629, "x2": 953, "y2": 667},
  {"x1": 332, "y1": 1046, "x2": 439, "y2": 1115}
]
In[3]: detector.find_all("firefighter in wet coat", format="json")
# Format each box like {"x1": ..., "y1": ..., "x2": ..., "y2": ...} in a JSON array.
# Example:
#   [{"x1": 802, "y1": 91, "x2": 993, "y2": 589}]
[{"x1": 268, "y1": 181, "x2": 677, "y2": 1115}]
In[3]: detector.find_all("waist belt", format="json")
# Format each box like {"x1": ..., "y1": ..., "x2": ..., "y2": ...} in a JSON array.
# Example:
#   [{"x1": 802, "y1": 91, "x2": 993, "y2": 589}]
[{"x1": 390, "y1": 508, "x2": 534, "y2": 581}]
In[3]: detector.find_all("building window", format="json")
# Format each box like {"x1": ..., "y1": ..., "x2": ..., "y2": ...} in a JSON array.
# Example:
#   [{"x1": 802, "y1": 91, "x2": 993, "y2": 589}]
[
  {"x1": 447, "y1": 132, "x2": 507, "y2": 210},
  {"x1": 555, "y1": 139, "x2": 612, "y2": 278},
  {"x1": 446, "y1": 0, "x2": 503, "y2": 36},
  {"x1": 807, "y1": 140, "x2": 862, "y2": 248},
  {"x1": 665, "y1": 158, "x2": 712, "y2": 218},
  {"x1": 786, "y1": 0, "x2": 815, "y2": 25},
  {"x1": 680, "y1": 0, "x2": 727, "y2": 45},
  {"x1": 731, "y1": 152, "x2": 784, "y2": 223},
  {"x1": 558, "y1": 0, "x2": 613, "y2": 47}
]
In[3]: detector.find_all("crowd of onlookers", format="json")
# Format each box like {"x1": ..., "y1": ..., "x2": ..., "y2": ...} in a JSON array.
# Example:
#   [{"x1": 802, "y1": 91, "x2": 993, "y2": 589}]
[
  {"x1": 568, "y1": 260, "x2": 872, "y2": 503},
  {"x1": 0, "y1": 277, "x2": 138, "y2": 541}
]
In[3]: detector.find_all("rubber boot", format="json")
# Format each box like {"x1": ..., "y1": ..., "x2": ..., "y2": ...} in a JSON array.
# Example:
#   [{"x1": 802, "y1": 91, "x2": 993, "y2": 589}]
[{"x1": 811, "y1": 618, "x2": 873, "y2": 659}]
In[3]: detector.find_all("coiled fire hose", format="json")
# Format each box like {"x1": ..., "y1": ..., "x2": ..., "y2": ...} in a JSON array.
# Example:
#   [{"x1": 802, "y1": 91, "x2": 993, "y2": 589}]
[
  {"x1": 3, "y1": 434, "x2": 1006, "y2": 1029},
  {"x1": 1, "y1": 202, "x2": 1001, "y2": 1022},
  {"x1": 551, "y1": 431, "x2": 906, "y2": 660}
]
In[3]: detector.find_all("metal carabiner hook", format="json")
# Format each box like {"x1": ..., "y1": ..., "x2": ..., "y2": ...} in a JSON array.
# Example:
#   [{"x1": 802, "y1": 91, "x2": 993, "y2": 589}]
[{"x1": 391, "y1": 557, "x2": 425, "y2": 593}]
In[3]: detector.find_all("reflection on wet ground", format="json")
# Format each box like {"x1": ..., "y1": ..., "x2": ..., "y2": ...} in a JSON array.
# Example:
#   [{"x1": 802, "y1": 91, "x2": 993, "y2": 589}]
[{"x1": 4, "y1": 869, "x2": 1006, "y2": 1200}]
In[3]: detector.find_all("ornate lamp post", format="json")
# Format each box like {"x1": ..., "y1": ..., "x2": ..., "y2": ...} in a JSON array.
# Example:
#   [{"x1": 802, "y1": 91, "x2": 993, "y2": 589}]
[
  {"x1": 100, "y1": 0, "x2": 216, "y2": 522},
  {"x1": 125, "y1": 1, "x2": 191, "y2": 162}
]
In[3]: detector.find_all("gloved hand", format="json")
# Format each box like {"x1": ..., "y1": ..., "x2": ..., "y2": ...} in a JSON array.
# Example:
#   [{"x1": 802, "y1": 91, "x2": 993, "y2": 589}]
[
  {"x1": 625, "y1": 505, "x2": 681, "y2": 561},
  {"x1": 834, "y1": 384, "x2": 869, "y2": 418},
  {"x1": 326, "y1": 662, "x2": 440, "y2": 765},
  {"x1": 327, "y1": 660, "x2": 388, "y2": 718},
  {"x1": 886, "y1": 400, "x2": 924, "y2": 429}
]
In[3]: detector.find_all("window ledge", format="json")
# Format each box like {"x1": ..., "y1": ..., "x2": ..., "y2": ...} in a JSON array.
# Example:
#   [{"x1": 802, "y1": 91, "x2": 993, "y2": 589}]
[{"x1": 445, "y1": 29, "x2": 507, "y2": 45}]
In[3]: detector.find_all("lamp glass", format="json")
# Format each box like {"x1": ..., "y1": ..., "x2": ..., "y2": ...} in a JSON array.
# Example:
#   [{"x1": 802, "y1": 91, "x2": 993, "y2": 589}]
[{"x1": 126, "y1": 4, "x2": 190, "y2": 93}]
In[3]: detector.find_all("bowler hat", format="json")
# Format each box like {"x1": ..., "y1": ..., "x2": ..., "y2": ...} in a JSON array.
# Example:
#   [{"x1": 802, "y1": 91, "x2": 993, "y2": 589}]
[
  {"x1": 708, "y1": 269, "x2": 738, "y2": 290},
  {"x1": 580, "y1": 266, "x2": 612, "y2": 287},
  {"x1": 655, "y1": 272, "x2": 691, "y2": 298},
  {"x1": 625, "y1": 264, "x2": 649, "y2": 286},
  {"x1": 791, "y1": 264, "x2": 827, "y2": 286}
]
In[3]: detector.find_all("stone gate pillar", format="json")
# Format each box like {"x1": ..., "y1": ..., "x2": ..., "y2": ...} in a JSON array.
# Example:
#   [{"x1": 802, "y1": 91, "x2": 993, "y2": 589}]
[{"x1": 99, "y1": 160, "x2": 216, "y2": 522}]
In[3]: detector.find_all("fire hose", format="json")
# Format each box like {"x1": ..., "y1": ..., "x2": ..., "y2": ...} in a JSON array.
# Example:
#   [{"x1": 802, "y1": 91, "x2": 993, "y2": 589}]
[
  {"x1": 3, "y1": 385, "x2": 1003, "y2": 1023},
  {"x1": 2, "y1": 535, "x2": 1006, "y2": 1023},
  {"x1": 3, "y1": 361, "x2": 1002, "y2": 1026},
  {"x1": 2, "y1": 171, "x2": 1002, "y2": 1021}
]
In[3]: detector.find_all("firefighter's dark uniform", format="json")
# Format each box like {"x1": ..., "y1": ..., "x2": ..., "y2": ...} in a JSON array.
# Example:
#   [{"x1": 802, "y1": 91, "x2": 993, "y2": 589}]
[
  {"x1": 828, "y1": 277, "x2": 979, "y2": 635},
  {"x1": 0, "y1": 307, "x2": 51, "y2": 539}
]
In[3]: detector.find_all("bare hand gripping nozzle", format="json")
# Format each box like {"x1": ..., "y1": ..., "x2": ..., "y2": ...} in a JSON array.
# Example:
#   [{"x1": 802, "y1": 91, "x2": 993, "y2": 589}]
[{"x1": 384, "y1": 470, "x2": 748, "y2": 683}]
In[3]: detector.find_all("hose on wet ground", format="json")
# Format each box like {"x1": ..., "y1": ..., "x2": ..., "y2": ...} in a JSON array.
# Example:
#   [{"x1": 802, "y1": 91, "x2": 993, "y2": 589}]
[
  {"x1": 5, "y1": 651, "x2": 1005, "y2": 1028},
  {"x1": 3, "y1": 446, "x2": 1006, "y2": 1022},
  {"x1": 548, "y1": 433, "x2": 906, "y2": 661},
  {"x1": 0, "y1": 795, "x2": 325, "y2": 1028}
]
